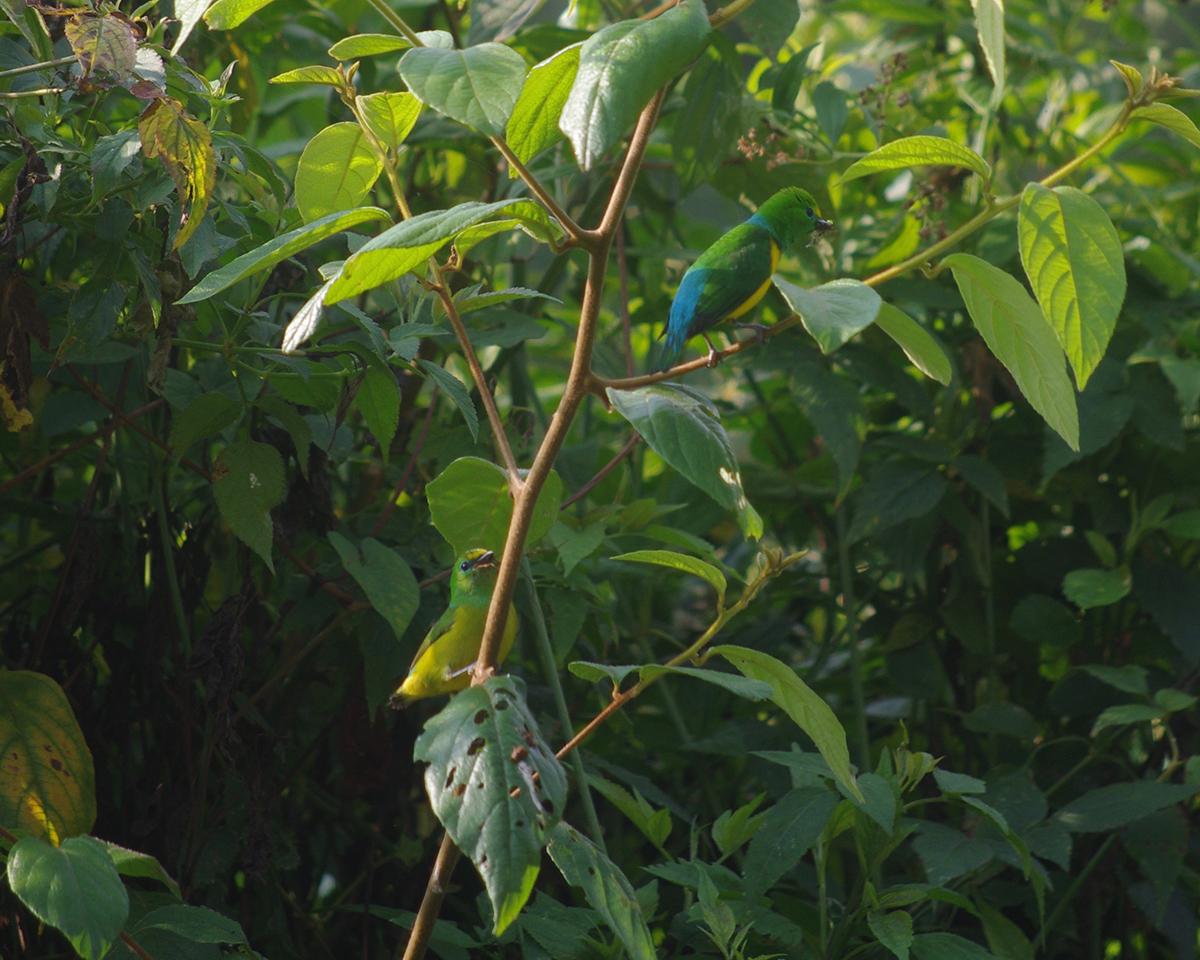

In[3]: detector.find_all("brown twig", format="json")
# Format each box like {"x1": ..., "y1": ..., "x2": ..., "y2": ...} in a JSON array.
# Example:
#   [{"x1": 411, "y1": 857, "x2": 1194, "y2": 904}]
[
  {"x1": 120, "y1": 932, "x2": 155, "y2": 960},
  {"x1": 561, "y1": 434, "x2": 640, "y2": 509}
]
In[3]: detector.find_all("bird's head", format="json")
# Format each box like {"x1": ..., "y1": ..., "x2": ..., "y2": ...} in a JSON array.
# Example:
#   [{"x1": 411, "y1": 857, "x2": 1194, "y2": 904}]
[
  {"x1": 450, "y1": 548, "x2": 501, "y2": 598},
  {"x1": 758, "y1": 187, "x2": 834, "y2": 246}
]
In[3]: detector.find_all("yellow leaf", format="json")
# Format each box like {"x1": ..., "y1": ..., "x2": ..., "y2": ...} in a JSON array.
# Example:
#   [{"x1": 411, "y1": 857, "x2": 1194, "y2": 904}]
[{"x1": 139, "y1": 98, "x2": 216, "y2": 250}]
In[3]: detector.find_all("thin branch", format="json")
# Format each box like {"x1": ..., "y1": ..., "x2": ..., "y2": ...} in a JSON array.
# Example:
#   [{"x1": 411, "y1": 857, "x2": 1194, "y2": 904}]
[
  {"x1": 491, "y1": 137, "x2": 587, "y2": 244},
  {"x1": 0, "y1": 55, "x2": 75, "y2": 79},
  {"x1": 561, "y1": 434, "x2": 640, "y2": 508},
  {"x1": 361, "y1": 0, "x2": 424, "y2": 46},
  {"x1": 120, "y1": 932, "x2": 155, "y2": 960}
]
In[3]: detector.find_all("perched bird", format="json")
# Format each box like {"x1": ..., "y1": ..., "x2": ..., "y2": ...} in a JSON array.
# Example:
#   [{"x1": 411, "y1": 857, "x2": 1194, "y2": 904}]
[
  {"x1": 659, "y1": 187, "x2": 833, "y2": 369},
  {"x1": 389, "y1": 548, "x2": 518, "y2": 706}
]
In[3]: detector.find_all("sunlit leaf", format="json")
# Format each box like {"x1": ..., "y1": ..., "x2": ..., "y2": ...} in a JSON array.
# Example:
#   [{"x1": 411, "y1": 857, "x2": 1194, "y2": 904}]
[
  {"x1": 138, "y1": 97, "x2": 216, "y2": 249},
  {"x1": 839, "y1": 135, "x2": 991, "y2": 184}
]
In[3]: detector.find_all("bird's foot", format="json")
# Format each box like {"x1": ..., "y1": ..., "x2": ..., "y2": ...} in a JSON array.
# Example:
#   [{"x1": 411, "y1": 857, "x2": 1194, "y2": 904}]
[
  {"x1": 703, "y1": 335, "x2": 722, "y2": 368},
  {"x1": 734, "y1": 322, "x2": 770, "y2": 346}
]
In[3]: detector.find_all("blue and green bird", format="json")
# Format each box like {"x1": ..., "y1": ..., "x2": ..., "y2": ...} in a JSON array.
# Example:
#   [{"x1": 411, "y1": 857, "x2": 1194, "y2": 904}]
[
  {"x1": 659, "y1": 187, "x2": 832, "y2": 369},
  {"x1": 389, "y1": 548, "x2": 518, "y2": 706}
]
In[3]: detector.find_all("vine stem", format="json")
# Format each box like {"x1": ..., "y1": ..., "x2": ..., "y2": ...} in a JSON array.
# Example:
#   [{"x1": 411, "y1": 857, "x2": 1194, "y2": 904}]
[{"x1": 0, "y1": 54, "x2": 74, "y2": 79}]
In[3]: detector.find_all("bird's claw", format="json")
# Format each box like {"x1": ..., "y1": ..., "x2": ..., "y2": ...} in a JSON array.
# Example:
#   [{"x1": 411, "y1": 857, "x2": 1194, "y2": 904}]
[
  {"x1": 703, "y1": 336, "x2": 722, "y2": 368},
  {"x1": 735, "y1": 322, "x2": 770, "y2": 346}
]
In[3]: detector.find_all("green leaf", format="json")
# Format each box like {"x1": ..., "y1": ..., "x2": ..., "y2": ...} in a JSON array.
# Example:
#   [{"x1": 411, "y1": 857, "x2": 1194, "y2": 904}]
[
  {"x1": 506, "y1": 44, "x2": 582, "y2": 168},
  {"x1": 178, "y1": 207, "x2": 391, "y2": 304},
  {"x1": 1054, "y1": 781, "x2": 1200, "y2": 832},
  {"x1": 328, "y1": 30, "x2": 453, "y2": 60},
  {"x1": 742, "y1": 786, "x2": 839, "y2": 897},
  {"x1": 328, "y1": 533, "x2": 419, "y2": 642},
  {"x1": 66, "y1": 14, "x2": 136, "y2": 81},
  {"x1": 325, "y1": 200, "x2": 535, "y2": 304},
  {"x1": 168, "y1": 392, "x2": 239, "y2": 458},
  {"x1": 606, "y1": 384, "x2": 763, "y2": 539},
  {"x1": 212, "y1": 440, "x2": 286, "y2": 572},
  {"x1": 467, "y1": 0, "x2": 545, "y2": 44},
  {"x1": 568, "y1": 661, "x2": 641, "y2": 688},
  {"x1": 547, "y1": 822, "x2": 656, "y2": 960},
  {"x1": 1134, "y1": 102, "x2": 1200, "y2": 151},
  {"x1": 1080, "y1": 664, "x2": 1148, "y2": 695},
  {"x1": 787, "y1": 346, "x2": 862, "y2": 497},
  {"x1": 398, "y1": 44, "x2": 528, "y2": 137},
  {"x1": 269, "y1": 64, "x2": 343, "y2": 86},
  {"x1": 839, "y1": 135, "x2": 991, "y2": 184},
  {"x1": 414, "y1": 677, "x2": 567, "y2": 934},
  {"x1": 954, "y1": 455, "x2": 1009, "y2": 516},
  {"x1": 774, "y1": 278, "x2": 882, "y2": 354},
  {"x1": 1154, "y1": 688, "x2": 1197, "y2": 712},
  {"x1": 7, "y1": 835, "x2": 128, "y2": 960},
  {"x1": 357, "y1": 92, "x2": 423, "y2": 150},
  {"x1": 99, "y1": 840, "x2": 180, "y2": 898},
  {"x1": 672, "y1": 42, "x2": 744, "y2": 188},
  {"x1": 1091, "y1": 704, "x2": 1163, "y2": 736},
  {"x1": 944, "y1": 253, "x2": 1079, "y2": 449},
  {"x1": 587, "y1": 774, "x2": 672, "y2": 849},
  {"x1": 203, "y1": 0, "x2": 276, "y2": 29},
  {"x1": 610, "y1": 549, "x2": 726, "y2": 609},
  {"x1": 295, "y1": 123, "x2": 384, "y2": 224},
  {"x1": 136, "y1": 905, "x2": 247, "y2": 944},
  {"x1": 847, "y1": 460, "x2": 948, "y2": 544},
  {"x1": 1018, "y1": 184, "x2": 1125, "y2": 388},
  {"x1": 813, "y1": 80, "x2": 849, "y2": 143},
  {"x1": 869, "y1": 910, "x2": 914, "y2": 960},
  {"x1": 426, "y1": 456, "x2": 563, "y2": 555},
  {"x1": 875, "y1": 303, "x2": 952, "y2": 384},
  {"x1": 711, "y1": 645, "x2": 863, "y2": 801},
  {"x1": 138, "y1": 97, "x2": 216, "y2": 251},
  {"x1": 354, "y1": 364, "x2": 400, "y2": 455},
  {"x1": 1164, "y1": 509, "x2": 1200, "y2": 538},
  {"x1": 1062, "y1": 567, "x2": 1130, "y2": 610},
  {"x1": 1110, "y1": 59, "x2": 1143, "y2": 98},
  {"x1": 417, "y1": 359, "x2": 479, "y2": 441},
  {"x1": 912, "y1": 932, "x2": 998, "y2": 960},
  {"x1": 560, "y1": 0, "x2": 711, "y2": 170},
  {"x1": 0, "y1": 671, "x2": 96, "y2": 841},
  {"x1": 934, "y1": 769, "x2": 987, "y2": 795},
  {"x1": 637, "y1": 665, "x2": 773, "y2": 701},
  {"x1": 970, "y1": 0, "x2": 1004, "y2": 104}
]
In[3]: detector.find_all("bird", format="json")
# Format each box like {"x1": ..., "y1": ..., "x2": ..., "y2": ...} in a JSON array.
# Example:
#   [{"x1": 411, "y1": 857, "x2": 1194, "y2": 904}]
[
  {"x1": 389, "y1": 548, "x2": 518, "y2": 706},
  {"x1": 659, "y1": 187, "x2": 833, "y2": 370}
]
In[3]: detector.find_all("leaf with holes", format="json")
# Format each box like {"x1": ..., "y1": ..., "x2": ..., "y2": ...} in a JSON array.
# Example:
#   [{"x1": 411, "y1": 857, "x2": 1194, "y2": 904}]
[
  {"x1": 426, "y1": 456, "x2": 562, "y2": 555},
  {"x1": 0, "y1": 671, "x2": 96, "y2": 842},
  {"x1": 7, "y1": 835, "x2": 128, "y2": 960},
  {"x1": 547, "y1": 822, "x2": 656, "y2": 960},
  {"x1": 212, "y1": 440, "x2": 285, "y2": 572},
  {"x1": 138, "y1": 98, "x2": 215, "y2": 249},
  {"x1": 414, "y1": 677, "x2": 567, "y2": 934},
  {"x1": 607, "y1": 383, "x2": 763, "y2": 539}
]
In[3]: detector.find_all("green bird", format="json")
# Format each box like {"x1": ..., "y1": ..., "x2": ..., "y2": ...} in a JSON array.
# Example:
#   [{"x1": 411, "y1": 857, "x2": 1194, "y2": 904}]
[
  {"x1": 659, "y1": 187, "x2": 832, "y2": 369},
  {"x1": 389, "y1": 548, "x2": 518, "y2": 706}
]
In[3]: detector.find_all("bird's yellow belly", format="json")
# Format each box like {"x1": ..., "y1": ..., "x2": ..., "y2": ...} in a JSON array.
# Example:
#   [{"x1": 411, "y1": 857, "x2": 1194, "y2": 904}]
[
  {"x1": 723, "y1": 241, "x2": 780, "y2": 321},
  {"x1": 397, "y1": 605, "x2": 518, "y2": 701}
]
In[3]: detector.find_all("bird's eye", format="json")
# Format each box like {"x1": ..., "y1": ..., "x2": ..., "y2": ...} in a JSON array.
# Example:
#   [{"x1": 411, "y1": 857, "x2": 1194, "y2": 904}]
[
  {"x1": 460, "y1": 560, "x2": 471, "y2": 572},
  {"x1": 805, "y1": 207, "x2": 814, "y2": 218}
]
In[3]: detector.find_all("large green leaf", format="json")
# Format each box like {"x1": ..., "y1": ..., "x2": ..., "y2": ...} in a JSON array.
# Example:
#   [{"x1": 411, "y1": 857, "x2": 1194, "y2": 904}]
[
  {"x1": 606, "y1": 384, "x2": 763, "y2": 539},
  {"x1": 295, "y1": 123, "x2": 383, "y2": 223},
  {"x1": 611, "y1": 549, "x2": 726, "y2": 609},
  {"x1": 328, "y1": 533, "x2": 419, "y2": 642},
  {"x1": 203, "y1": 0, "x2": 276, "y2": 29},
  {"x1": 1134, "y1": 102, "x2": 1200, "y2": 151},
  {"x1": 710, "y1": 645, "x2": 863, "y2": 801},
  {"x1": 742, "y1": 787, "x2": 839, "y2": 896},
  {"x1": 7, "y1": 835, "x2": 128, "y2": 960},
  {"x1": 325, "y1": 199, "x2": 534, "y2": 304},
  {"x1": 839, "y1": 135, "x2": 991, "y2": 184},
  {"x1": 547, "y1": 822, "x2": 656, "y2": 960},
  {"x1": 1054, "y1": 781, "x2": 1199, "y2": 833},
  {"x1": 1018, "y1": 184, "x2": 1125, "y2": 388},
  {"x1": 135, "y1": 905, "x2": 247, "y2": 944},
  {"x1": 414, "y1": 678, "x2": 567, "y2": 934},
  {"x1": 168, "y1": 392, "x2": 240, "y2": 457},
  {"x1": 426, "y1": 456, "x2": 563, "y2": 555},
  {"x1": 869, "y1": 910, "x2": 915, "y2": 960},
  {"x1": 506, "y1": 44, "x2": 582, "y2": 168},
  {"x1": 398, "y1": 44, "x2": 528, "y2": 137},
  {"x1": 1062, "y1": 567, "x2": 1130, "y2": 610},
  {"x1": 944, "y1": 253, "x2": 1079, "y2": 449},
  {"x1": 775, "y1": 278, "x2": 882, "y2": 354},
  {"x1": 178, "y1": 207, "x2": 391, "y2": 304},
  {"x1": 0, "y1": 671, "x2": 96, "y2": 841},
  {"x1": 212, "y1": 440, "x2": 286, "y2": 572},
  {"x1": 357, "y1": 92, "x2": 423, "y2": 150},
  {"x1": 875, "y1": 303, "x2": 953, "y2": 384},
  {"x1": 560, "y1": 0, "x2": 711, "y2": 170}
]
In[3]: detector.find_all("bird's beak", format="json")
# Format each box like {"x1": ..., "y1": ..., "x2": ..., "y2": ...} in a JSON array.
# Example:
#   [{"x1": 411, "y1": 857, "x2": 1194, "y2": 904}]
[
  {"x1": 815, "y1": 217, "x2": 834, "y2": 234},
  {"x1": 475, "y1": 550, "x2": 497, "y2": 569}
]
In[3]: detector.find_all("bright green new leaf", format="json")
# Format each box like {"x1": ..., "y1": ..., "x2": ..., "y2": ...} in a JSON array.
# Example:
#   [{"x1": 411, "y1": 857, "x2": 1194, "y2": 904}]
[
  {"x1": 7, "y1": 835, "x2": 128, "y2": 960},
  {"x1": 178, "y1": 207, "x2": 391, "y2": 304},
  {"x1": 426, "y1": 456, "x2": 563, "y2": 555},
  {"x1": 0, "y1": 671, "x2": 96, "y2": 841},
  {"x1": 1018, "y1": 184, "x2": 1125, "y2": 388},
  {"x1": 295, "y1": 123, "x2": 384, "y2": 224},
  {"x1": 560, "y1": 0, "x2": 710, "y2": 170},
  {"x1": 269, "y1": 64, "x2": 343, "y2": 86},
  {"x1": 203, "y1": 0, "x2": 276, "y2": 31},
  {"x1": 1134, "y1": 102, "x2": 1200, "y2": 151},
  {"x1": 611, "y1": 549, "x2": 726, "y2": 609},
  {"x1": 357, "y1": 92, "x2": 423, "y2": 150},
  {"x1": 328, "y1": 30, "x2": 452, "y2": 60},
  {"x1": 637, "y1": 665, "x2": 773, "y2": 701},
  {"x1": 875, "y1": 303, "x2": 953, "y2": 384},
  {"x1": 506, "y1": 43, "x2": 582, "y2": 168},
  {"x1": 398, "y1": 44, "x2": 528, "y2": 137},
  {"x1": 839, "y1": 135, "x2": 991, "y2": 184},
  {"x1": 212, "y1": 440, "x2": 286, "y2": 571},
  {"x1": 547, "y1": 822, "x2": 656, "y2": 960},
  {"x1": 1062, "y1": 566, "x2": 1130, "y2": 609},
  {"x1": 607, "y1": 383, "x2": 764, "y2": 539},
  {"x1": 328, "y1": 533, "x2": 419, "y2": 641},
  {"x1": 415, "y1": 678, "x2": 567, "y2": 934},
  {"x1": 711, "y1": 645, "x2": 863, "y2": 801},
  {"x1": 1110, "y1": 59, "x2": 1143, "y2": 98},
  {"x1": 100, "y1": 840, "x2": 180, "y2": 898},
  {"x1": 944, "y1": 253, "x2": 1079, "y2": 449},
  {"x1": 776, "y1": 277, "x2": 882, "y2": 354}
]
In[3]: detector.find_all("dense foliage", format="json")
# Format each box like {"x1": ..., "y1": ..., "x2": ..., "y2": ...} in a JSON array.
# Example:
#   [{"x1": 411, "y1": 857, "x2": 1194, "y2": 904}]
[{"x1": 2, "y1": 0, "x2": 1198, "y2": 958}]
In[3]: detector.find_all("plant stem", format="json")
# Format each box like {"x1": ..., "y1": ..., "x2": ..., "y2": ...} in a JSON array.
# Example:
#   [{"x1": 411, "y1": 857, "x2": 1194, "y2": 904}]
[
  {"x1": 836, "y1": 507, "x2": 870, "y2": 771},
  {"x1": 1039, "y1": 834, "x2": 1117, "y2": 942},
  {"x1": 361, "y1": 0, "x2": 424, "y2": 46},
  {"x1": 561, "y1": 433, "x2": 640, "y2": 508},
  {"x1": 0, "y1": 54, "x2": 75, "y2": 79},
  {"x1": 154, "y1": 473, "x2": 191, "y2": 653}
]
